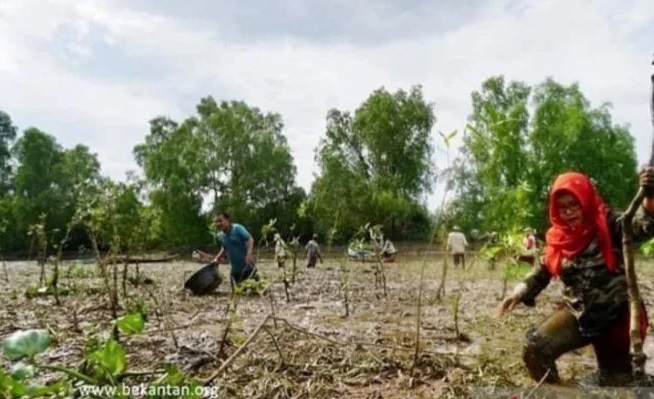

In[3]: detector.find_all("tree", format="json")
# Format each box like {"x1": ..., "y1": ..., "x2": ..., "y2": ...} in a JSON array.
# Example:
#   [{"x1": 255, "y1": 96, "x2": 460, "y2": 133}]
[
  {"x1": 133, "y1": 97, "x2": 304, "y2": 247},
  {"x1": 6, "y1": 128, "x2": 106, "y2": 252},
  {"x1": 134, "y1": 117, "x2": 207, "y2": 249},
  {"x1": 308, "y1": 85, "x2": 435, "y2": 241},
  {"x1": 58, "y1": 145, "x2": 103, "y2": 249},
  {"x1": 195, "y1": 97, "x2": 300, "y2": 228},
  {"x1": 527, "y1": 78, "x2": 638, "y2": 221},
  {"x1": 0, "y1": 111, "x2": 17, "y2": 195},
  {"x1": 11, "y1": 128, "x2": 66, "y2": 240},
  {"x1": 0, "y1": 111, "x2": 17, "y2": 250},
  {"x1": 451, "y1": 76, "x2": 639, "y2": 235}
]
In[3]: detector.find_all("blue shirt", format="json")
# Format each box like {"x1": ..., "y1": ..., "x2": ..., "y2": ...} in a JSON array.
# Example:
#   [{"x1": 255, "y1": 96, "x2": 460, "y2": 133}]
[{"x1": 217, "y1": 223, "x2": 252, "y2": 275}]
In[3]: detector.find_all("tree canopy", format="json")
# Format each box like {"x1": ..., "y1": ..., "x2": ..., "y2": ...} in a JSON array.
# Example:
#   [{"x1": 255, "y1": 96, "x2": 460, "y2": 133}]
[{"x1": 0, "y1": 76, "x2": 644, "y2": 255}]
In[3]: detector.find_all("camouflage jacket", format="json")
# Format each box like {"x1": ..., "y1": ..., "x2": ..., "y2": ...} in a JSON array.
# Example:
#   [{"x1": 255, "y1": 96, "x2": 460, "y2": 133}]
[{"x1": 513, "y1": 207, "x2": 654, "y2": 337}]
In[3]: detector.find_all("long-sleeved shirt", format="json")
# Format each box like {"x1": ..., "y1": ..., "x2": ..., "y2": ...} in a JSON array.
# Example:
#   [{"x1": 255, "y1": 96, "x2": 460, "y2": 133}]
[
  {"x1": 274, "y1": 239, "x2": 287, "y2": 259},
  {"x1": 447, "y1": 231, "x2": 468, "y2": 254},
  {"x1": 305, "y1": 240, "x2": 321, "y2": 259},
  {"x1": 513, "y1": 207, "x2": 654, "y2": 337},
  {"x1": 382, "y1": 240, "x2": 396, "y2": 254}
]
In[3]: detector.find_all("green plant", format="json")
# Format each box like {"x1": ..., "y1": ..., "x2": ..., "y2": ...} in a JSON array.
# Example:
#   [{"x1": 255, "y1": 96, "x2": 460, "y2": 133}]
[
  {"x1": 0, "y1": 313, "x2": 146, "y2": 398},
  {"x1": 480, "y1": 228, "x2": 535, "y2": 299}
]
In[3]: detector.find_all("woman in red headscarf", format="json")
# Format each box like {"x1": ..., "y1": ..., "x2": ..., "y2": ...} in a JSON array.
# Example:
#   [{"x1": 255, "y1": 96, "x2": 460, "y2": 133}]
[{"x1": 498, "y1": 167, "x2": 654, "y2": 386}]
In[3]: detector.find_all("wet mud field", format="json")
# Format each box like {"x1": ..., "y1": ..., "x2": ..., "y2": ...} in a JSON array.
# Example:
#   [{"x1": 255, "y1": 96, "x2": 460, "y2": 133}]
[{"x1": 3, "y1": 255, "x2": 654, "y2": 398}]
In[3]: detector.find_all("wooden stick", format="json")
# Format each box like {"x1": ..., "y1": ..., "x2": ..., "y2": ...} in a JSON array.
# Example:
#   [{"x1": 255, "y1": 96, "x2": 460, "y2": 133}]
[
  {"x1": 203, "y1": 314, "x2": 271, "y2": 385},
  {"x1": 621, "y1": 57, "x2": 654, "y2": 378},
  {"x1": 622, "y1": 188, "x2": 646, "y2": 376}
]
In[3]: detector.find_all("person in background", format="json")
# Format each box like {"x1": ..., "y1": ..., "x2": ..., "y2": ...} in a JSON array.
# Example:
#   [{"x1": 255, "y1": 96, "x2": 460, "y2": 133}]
[
  {"x1": 498, "y1": 168, "x2": 654, "y2": 386},
  {"x1": 211, "y1": 212, "x2": 259, "y2": 285},
  {"x1": 518, "y1": 227, "x2": 538, "y2": 266},
  {"x1": 447, "y1": 226, "x2": 468, "y2": 269},
  {"x1": 274, "y1": 233, "x2": 287, "y2": 268},
  {"x1": 305, "y1": 234, "x2": 323, "y2": 268},
  {"x1": 381, "y1": 238, "x2": 397, "y2": 261}
]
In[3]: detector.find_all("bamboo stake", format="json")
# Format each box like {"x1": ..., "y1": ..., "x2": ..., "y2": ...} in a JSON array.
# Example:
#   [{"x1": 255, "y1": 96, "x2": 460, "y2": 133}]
[{"x1": 621, "y1": 55, "x2": 654, "y2": 378}]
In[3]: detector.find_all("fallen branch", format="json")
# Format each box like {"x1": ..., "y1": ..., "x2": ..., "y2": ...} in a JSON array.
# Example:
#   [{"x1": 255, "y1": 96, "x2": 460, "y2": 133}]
[
  {"x1": 203, "y1": 314, "x2": 271, "y2": 385},
  {"x1": 262, "y1": 326, "x2": 286, "y2": 365},
  {"x1": 524, "y1": 369, "x2": 550, "y2": 399},
  {"x1": 147, "y1": 320, "x2": 227, "y2": 334},
  {"x1": 118, "y1": 369, "x2": 166, "y2": 379}
]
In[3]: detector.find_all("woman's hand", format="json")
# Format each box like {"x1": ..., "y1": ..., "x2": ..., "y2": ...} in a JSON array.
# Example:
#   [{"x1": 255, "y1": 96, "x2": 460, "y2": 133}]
[
  {"x1": 640, "y1": 166, "x2": 654, "y2": 197},
  {"x1": 498, "y1": 293, "x2": 522, "y2": 317},
  {"x1": 640, "y1": 166, "x2": 654, "y2": 214}
]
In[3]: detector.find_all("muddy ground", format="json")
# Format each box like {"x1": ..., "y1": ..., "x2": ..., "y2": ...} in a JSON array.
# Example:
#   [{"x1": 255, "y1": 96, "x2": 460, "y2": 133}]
[{"x1": 3, "y1": 253, "x2": 654, "y2": 398}]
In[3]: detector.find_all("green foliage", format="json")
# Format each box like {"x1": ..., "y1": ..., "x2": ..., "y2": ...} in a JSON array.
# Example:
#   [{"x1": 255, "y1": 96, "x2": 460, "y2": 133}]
[
  {"x1": 133, "y1": 98, "x2": 306, "y2": 248},
  {"x1": 114, "y1": 313, "x2": 146, "y2": 335},
  {"x1": 308, "y1": 85, "x2": 436, "y2": 242},
  {"x1": 2, "y1": 330, "x2": 50, "y2": 361},
  {"x1": 641, "y1": 238, "x2": 654, "y2": 257},
  {"x1": 451, "y1": 76, "x2": 639, "y2": 235},
  {"x1": 233, "y1": 278, "x2": 268, "y2": 295},
  {"x1": 0, "y1": 73, "x2": 643, "y2": 254},
  {"x1": 0, "y1": 313, "x2": 202, "y2": 398}
]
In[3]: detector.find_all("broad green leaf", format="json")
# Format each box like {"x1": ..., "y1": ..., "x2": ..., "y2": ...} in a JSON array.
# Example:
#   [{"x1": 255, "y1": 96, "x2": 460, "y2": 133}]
[
  {"x1": 2, "y1": 329, "x2": 50, "y2": 360},
  {"x1": 10, "y1": 363, "x2": 36, "y2": 380},
  {"x1": 9, "y1": 379, "x2": 28, "y2": 398},
  {"x1": 114, "y1": 313, "x2": 145, "y2": 334},
  {"x1": 89, "y1": 339, "x2": 126, "y2": 376},
  {"x1": 26, "y1": 381, "x2": 69, "y2": 397}
]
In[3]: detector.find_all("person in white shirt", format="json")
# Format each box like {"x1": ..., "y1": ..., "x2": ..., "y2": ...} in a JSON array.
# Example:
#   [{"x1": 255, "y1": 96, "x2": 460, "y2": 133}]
[
  {"x1": 381, "y1": 239, "x2": 397, "y2": 261},
  {"x1": 305, "y1": 234, "x2": 323, "y2": 268},
  {"x1": 274, "y1": 233, "x2": 287, "y2": 268},
  {"x1": 447, "y1": 226, "x2": 468, "y2": 269}
]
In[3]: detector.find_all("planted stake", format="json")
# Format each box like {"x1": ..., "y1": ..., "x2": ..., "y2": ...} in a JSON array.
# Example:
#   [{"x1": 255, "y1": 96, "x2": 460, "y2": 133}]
[{"x1": 621, "y1": 56, "x2": 654, "y2": 379}]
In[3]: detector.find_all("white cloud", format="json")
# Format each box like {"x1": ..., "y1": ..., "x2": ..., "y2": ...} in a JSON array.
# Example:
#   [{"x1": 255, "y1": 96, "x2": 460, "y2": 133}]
[{"x1": 0, "y1": 0, "x2": 652, "y2": 210}]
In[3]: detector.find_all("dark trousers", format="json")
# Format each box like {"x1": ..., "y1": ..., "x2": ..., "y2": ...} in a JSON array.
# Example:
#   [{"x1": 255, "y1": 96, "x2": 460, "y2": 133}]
[
  {"x1": 453, "y1": 253, "x2": 465, "y2": 268},
  {"x1": 230, "y1": 266, "x2": 259, "y2": 285},
  {"x1": 522, "y1": 303, "x2": 648, "y2": 385},
  {"x1": 307, "y1": 255, "x2": 318, "y2": 268}
]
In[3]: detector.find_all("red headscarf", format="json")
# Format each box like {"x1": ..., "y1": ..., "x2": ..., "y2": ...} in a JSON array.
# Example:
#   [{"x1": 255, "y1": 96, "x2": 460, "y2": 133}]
[{"x1": 544, "y1": 172, "x2": 617, "y2": 276}]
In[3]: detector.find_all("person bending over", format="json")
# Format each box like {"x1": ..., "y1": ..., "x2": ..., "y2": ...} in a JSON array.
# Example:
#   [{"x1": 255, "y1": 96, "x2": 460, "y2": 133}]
[
  {"x1": 499, "y1": 168, "x2": 654, "y2": 386},
  {"x1": 212, "y1": 212, "x2": 260, "y2": 286}
]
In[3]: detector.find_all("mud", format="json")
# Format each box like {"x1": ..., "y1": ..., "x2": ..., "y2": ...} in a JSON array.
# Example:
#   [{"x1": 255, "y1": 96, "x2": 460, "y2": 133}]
[{"x1": 2, "y1": 255, "x2": 654, "y2": 398}]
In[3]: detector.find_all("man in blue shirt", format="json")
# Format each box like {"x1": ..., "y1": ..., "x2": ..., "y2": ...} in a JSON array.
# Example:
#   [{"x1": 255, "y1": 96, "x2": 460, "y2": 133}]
[{"x1": 211, "y1": 212, "x2": 259, "y2": 284}]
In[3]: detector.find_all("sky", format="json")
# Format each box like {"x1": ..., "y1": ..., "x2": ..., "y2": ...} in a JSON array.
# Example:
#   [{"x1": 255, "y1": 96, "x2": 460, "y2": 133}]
[{"x1": 0, "y1": 0, "x2": 653, "y2": 211}]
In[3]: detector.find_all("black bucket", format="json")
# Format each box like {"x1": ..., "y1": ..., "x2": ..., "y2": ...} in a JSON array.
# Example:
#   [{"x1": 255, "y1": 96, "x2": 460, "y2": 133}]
[{"x1": 184, "y1": 262, "x2": 223, "y2": 295}]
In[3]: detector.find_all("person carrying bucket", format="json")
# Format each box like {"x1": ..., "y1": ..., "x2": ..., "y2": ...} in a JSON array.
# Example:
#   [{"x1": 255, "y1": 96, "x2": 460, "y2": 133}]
[{"x1": 211, "y1": 212, "x2": 260, "y2": 285}]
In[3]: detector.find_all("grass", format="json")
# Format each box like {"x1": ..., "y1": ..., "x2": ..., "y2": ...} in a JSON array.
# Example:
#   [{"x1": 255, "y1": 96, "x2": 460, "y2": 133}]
[{"x1": 2, "y1": 253, "x2": 654, "y2": 398}]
